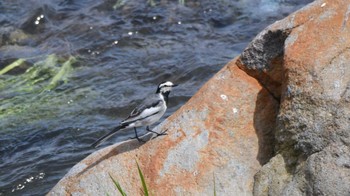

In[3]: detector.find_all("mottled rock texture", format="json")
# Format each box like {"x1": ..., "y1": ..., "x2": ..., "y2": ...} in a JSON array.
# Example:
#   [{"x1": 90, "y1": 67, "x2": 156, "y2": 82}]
[
  {"x1": 50, "y1": 0, "x2": 350, "y2": 195},
  {"x1": 49, "y1": 62, "x2": 278, "y2": 195},
  {"x1": 238, "y1": 0, "x2": 350, "y2": 195}
]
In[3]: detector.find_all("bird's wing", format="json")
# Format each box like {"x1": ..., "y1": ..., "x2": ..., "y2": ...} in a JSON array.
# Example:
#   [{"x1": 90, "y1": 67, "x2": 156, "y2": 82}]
[{"x1": 121, "y1": 94, "x2": 163, "y2": 124}]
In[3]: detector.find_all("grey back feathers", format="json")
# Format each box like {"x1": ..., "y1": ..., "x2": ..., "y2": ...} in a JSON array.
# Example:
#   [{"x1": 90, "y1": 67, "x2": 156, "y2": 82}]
[{"x1": 121, "y1": 94, "x2": 164, "y2": 125}]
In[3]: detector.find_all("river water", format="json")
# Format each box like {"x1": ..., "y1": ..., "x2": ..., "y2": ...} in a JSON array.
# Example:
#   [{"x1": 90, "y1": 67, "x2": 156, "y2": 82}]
[{"x1": 0, "y1": 0, "x2": 312, "y2": 195}]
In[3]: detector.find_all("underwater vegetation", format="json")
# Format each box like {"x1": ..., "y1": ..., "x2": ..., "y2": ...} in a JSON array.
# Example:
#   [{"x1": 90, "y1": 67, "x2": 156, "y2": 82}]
[{"x1": 0, "y1": 55, "x2": 76, "y2": 132}]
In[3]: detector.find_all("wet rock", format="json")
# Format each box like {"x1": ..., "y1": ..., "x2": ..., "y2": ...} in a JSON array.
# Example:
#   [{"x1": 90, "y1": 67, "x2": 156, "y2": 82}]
[
  {"x1": 20, "y1": 7, "x2": 47, "y2": 34},
  {"x1": 48, "y1": 60, "x2": 279, "y2": 195},
  {"x1": 0, "y1": 27, "x2": 30, "y2": 45}
]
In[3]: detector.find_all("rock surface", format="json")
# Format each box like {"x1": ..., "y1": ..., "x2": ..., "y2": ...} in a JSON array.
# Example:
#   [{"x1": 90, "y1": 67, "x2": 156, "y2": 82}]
[
  {"x1": 49, "y1": 60, "x2": 278, "y2": 195},
  {"x1": 238, "y1": 0, "x2": 350, "y2": 195},
  {"x1": 49, "y1": 0, "x2": 350, "y2": 195}
]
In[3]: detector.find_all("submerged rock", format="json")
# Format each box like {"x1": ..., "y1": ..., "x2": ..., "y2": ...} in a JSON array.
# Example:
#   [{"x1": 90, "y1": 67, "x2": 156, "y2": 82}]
[{"x1": 49, "y1": 0, "x2": 350, "y2": 195}]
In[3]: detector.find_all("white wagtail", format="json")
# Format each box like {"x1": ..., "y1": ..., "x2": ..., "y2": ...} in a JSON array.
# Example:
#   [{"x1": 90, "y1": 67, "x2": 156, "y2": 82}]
[{"x1": 91, "y1": 81, "x2": 178, "y2": 148}]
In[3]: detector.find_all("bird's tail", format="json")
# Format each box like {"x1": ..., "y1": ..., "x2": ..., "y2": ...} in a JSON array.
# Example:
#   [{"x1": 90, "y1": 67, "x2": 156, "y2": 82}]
[{"x1": 91, "y1": 125, "x2": 124, "y2": 148}]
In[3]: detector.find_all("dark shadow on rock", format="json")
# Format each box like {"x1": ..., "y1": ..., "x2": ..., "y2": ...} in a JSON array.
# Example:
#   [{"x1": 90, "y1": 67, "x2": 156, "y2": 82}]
[
  {"x1": 253, "y1": 88, "x2": 279, "y2": 165},
  {"x1": 238, "y1": 28, "x2": 289, "y2": 165}
]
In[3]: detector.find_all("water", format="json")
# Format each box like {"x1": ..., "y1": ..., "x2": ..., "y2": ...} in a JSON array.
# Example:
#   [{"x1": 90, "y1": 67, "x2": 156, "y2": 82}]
[{"x1": 0, "y1": 0, "x2": 312, "y2": 195}]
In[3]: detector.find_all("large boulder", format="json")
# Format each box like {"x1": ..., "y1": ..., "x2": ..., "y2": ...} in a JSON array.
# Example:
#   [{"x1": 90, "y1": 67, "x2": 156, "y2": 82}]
[
  {"x1": 49, "y1": 0, "x2": 350, "y2": 195},
  {"x1": 238, "y1": 0, "x2": 350, "y2": 195},
  {"x1": 49, "y1": 61, "x2": 278, "y2": 195}
]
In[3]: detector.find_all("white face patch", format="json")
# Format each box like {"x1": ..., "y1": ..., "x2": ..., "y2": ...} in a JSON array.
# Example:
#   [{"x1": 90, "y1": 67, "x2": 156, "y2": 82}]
[
  {"x1": 159, "y1": 81, "x2": 174, "y2": 93},
  {"x1": 159, "y1": 81, "x2": 174, "y2": 88}
]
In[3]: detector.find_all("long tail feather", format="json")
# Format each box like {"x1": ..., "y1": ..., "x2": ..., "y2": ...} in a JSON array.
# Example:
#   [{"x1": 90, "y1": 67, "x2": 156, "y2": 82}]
[{"x1": 91, "y1": 125, "x2": 123, "y2": 148}]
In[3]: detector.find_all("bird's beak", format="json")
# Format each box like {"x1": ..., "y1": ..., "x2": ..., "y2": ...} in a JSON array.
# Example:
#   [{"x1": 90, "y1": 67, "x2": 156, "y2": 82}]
[{"x1": 172, "y1": 84, "x2": 178, "y2": 87}]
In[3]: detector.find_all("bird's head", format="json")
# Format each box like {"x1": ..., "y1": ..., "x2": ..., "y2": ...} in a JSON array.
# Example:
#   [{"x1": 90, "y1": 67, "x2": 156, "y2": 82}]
[{"x1": 156, "y1": 81, "x2": 178, "y2": 94}]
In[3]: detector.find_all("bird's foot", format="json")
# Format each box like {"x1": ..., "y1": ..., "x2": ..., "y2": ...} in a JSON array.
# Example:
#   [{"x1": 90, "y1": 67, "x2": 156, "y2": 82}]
[
  {"x1": 147, "y1": 127, "x2": 168, "y2": 137},
  {"x1": 158, "y1": 129, "x2": 168, "y2": 136}
]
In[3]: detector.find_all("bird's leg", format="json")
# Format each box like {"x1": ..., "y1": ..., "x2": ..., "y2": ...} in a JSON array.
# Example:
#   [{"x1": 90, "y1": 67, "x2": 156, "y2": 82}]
[
  {"x1": 131, "y1": 127, "x2": 145, "y2": 143},
  {"x1": 146, "y1": 126, "x2": 168, "y2": 136}
]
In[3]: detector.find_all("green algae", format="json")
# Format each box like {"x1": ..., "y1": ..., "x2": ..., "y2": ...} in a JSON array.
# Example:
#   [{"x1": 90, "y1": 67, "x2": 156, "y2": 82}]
[
  {"x1": 0, "y1": 58, "x2": 25, "y2": 75},
  {"x1": 46, "y1": 56, "x2": 76, "y2": 90},
  {"x1": 113, "y1": 0, "x2": 127, "y2": 9},
  {"x1": 0, "y1": 54, "x2": 77, "y2": 93},
  {"x1": 0, "y1": 55, "x2": 77, "y2": 129}
]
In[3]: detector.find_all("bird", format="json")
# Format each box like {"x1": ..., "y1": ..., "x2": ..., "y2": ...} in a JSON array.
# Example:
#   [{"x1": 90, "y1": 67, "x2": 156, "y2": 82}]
[{"x1": 91, "y1": 81, "x2": 178, "y2": 148}]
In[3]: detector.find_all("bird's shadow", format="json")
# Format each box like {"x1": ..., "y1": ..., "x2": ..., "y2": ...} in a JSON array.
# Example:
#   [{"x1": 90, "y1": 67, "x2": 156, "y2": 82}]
[{"x1": 76, "y1": 132, "x2": 158, "y2": 177}]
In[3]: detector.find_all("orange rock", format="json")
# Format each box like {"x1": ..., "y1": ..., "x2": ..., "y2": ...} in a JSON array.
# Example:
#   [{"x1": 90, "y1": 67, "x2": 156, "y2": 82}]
[{"x1": 49, "y1": 59, "x2": 279, "y2": 195}]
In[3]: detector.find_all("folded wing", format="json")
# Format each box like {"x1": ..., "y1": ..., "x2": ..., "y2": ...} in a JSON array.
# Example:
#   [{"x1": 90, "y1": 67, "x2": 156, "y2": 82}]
[{"x1": 121, "y1": 95, "x2": 163, "y2": 125}]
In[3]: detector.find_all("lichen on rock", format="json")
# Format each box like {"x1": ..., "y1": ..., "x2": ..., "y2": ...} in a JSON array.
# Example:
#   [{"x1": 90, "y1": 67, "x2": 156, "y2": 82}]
[{"x1": 49, "y1": 0, "x2": 350, "y2": 195}]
